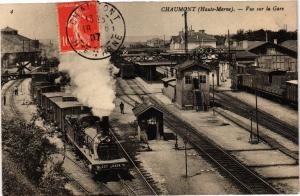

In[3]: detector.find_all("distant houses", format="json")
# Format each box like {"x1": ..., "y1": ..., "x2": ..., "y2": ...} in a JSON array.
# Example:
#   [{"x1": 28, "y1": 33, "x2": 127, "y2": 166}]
[
  {"x1": 146, "y1": 38, "x2": 165, "y2": 48},
  {"x1": 170, "y1": 27, "x2": 217, "y2": 51}
]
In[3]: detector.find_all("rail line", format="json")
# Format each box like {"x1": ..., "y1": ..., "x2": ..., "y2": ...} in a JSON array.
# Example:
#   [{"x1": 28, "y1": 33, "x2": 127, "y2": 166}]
[
  {"x1": 109, "y1": 128, "x2": 158, "y2": 195},
  {"x1": 214, "y1": 92, "x2": 298, "y2": 144},
  {"x1": 120, "y1": 78, "x2": 280, "y2": 194},
  {"x1": 2, "y1": 79, "x2": 105, "y2": 195},
  {"x1": 2, "y1": 79, "x2": 24, "y2": 118}
]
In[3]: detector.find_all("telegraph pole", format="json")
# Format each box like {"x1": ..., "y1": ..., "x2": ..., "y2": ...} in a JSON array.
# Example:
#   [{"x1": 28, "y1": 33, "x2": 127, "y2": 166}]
[
  {"x1": 212, "y1": 73, "x2": 215, "y2": 115},
  {"x1": 183, "y1": 11, "x2": 188, "y2": 55},
  {"x1": 255, "y1": 79, "x2": 260, "y2": 143}
]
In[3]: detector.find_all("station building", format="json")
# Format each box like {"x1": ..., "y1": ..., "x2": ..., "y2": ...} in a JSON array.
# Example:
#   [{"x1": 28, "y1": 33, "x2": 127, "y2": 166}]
[{"x1": 162, "y1": 60, "x2": 211, "y2": 111}]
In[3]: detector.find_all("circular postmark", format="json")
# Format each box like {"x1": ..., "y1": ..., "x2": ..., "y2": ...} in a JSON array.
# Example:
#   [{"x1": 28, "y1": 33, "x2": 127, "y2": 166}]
[{"x1": 66, "y1": 1, "x2": 126, "y2": 60}]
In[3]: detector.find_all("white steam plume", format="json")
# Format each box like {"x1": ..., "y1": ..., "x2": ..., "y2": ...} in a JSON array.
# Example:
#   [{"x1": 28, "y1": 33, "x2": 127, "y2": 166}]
[{"x1": 58, "y1": 53, "x2": 116, "y2": 117}]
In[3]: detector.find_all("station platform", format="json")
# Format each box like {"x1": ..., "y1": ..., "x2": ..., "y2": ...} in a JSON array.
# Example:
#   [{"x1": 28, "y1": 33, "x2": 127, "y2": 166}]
[{"x1": 134, "y1": 77, "x2": 299, "y2": 193}]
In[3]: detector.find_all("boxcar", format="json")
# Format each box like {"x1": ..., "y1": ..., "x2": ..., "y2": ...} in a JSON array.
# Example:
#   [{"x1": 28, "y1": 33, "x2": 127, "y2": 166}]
[
  {"x1": 286, "y1": 80, "x2": 298, "y2": 104},
  {"x1": 45, "y1": 93, "x2": 82, "y2": 128},
  {"x1": 36, "y1": 85, "x2": 61, "y2": 107},
  {"x1": 41, "y1": 92, "x2": 65, "y2": 117}
]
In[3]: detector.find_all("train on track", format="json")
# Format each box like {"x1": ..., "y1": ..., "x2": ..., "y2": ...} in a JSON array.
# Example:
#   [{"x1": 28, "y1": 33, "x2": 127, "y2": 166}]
[
  {"x1": 236, "y1": 68, "x2": 298, "y2": 105},
  {"x1": 31, "y1": 70, "x2": 129, "y2": 175}
]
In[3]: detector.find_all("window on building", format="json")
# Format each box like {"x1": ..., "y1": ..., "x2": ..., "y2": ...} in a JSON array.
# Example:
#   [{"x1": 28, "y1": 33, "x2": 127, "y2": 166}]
[
  {"x1": 199, "y1": 75, "x2": 206, "y2": 83},
  {"x1": 185, "y1": 75, "x2": 192, "y2": 84}
]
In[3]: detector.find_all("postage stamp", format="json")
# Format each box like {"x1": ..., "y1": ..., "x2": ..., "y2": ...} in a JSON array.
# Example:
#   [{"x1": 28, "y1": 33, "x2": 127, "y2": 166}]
[{"x1": 57, "y1": 1, "x2": 126, "y2": 60}]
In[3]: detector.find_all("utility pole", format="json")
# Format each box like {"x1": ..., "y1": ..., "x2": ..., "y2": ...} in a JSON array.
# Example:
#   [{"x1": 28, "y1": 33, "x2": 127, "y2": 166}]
[
  {"x1": 184, "y1": 134, "x2": 188, "y2": 178},
  {"x1": 183, "y1": 11, "x2": 188, "y2": 55},
  {"x1": 255, "y1": 78, "x2": 259, "y2": 143},
  {"x1": 212, "y1": 73, "x2": 215, "y2": 115}
]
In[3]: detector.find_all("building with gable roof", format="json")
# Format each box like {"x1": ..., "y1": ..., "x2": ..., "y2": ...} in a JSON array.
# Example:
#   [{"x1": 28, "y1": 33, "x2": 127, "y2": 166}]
[
  {"x1": 1, "y1": 26, "x2": 40, "y2": 69},
  {"x1": 170, "y1": 28, "x2": 217, "y2": 51}
]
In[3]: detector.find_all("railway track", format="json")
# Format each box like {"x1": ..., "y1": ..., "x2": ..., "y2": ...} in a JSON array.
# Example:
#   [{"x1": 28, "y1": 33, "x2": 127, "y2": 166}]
[
  {"x1": 119, "y1": 78, "x2": 281, "y2": 194},
  {"x1": 110, "y1": 128, "x2": 158, "y2": 195},
  {"x1": 214, "y1": 92, "x2": 298, "y2": 144},
  {"x1": 2, "y1": 79, "x2": 112, "y2": 195},
  {"x1": 2, "y1": 79, "x2": 24, "y2": 118}
]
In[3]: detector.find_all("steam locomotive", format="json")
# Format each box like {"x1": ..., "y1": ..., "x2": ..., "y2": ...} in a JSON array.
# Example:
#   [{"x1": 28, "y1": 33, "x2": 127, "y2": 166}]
[
  {"x1": 64, "y1": 114, "x2": 129, "y2": 175},
  {"x1": 31, "y1": 71, "x2": 128, "y2": 175}
]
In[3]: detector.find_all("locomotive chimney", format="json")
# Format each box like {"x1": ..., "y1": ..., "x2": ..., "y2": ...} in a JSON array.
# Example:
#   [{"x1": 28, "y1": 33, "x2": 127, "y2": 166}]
[{"x1": 101, "y1": 116, "x2": 109, "y2": 136}]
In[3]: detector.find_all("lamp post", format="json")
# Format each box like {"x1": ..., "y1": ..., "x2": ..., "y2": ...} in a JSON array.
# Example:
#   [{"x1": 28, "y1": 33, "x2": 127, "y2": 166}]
[
  {"x1": 212, "y1": 73, "x2": 215, "y2": 115},
  {"x1": 184, "y1": 137, "x2": 188, "y2": 178},
  {"x1": 175, "y1": 133, "x2": 178, "y2": 149},
  {"x1": 255, "y1": 80, "x2": 259, "y2": 143}
]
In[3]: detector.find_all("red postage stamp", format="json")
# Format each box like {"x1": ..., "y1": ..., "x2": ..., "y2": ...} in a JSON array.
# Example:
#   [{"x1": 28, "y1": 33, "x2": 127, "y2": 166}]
[
  {"x1": 57, "y1": 1, "x2": 125, "y2": 60},
  {"x1": 57, "y1": 1, "x2": 100, "y2": 53}
]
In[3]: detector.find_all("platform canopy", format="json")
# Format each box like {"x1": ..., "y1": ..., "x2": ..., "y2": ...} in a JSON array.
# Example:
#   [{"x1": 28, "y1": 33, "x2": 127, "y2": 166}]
[{"x1": 135, "y1": 61, "x2": 175, "y2": 66}]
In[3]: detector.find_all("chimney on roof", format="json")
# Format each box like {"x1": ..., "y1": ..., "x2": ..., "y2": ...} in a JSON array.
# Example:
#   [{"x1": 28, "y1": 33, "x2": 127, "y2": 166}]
[
  {"x1": 101, "y1": 116, "x2": 109, "y2": 136},
  {"x1": 242, "y1": 40, "x2": 248, "y2": 49},
  {"x1": 273, "y1": 39, "x2": 278, "y2": 45}
]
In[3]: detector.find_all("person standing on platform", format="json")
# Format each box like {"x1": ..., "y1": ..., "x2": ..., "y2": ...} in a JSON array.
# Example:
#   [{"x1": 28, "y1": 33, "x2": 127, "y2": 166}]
[
  {"x1": 3, "y1": 95, "x2": 6, "y2": 105},
  {"x1": 14, "y1": 86, "x2": 18, "y2": 96},
  {"x1": 120, "y1": 101, "x2": 124, "y2": 114}
]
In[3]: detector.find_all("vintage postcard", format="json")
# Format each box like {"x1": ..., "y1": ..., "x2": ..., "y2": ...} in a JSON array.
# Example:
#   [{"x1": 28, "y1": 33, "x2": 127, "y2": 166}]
[{"x1": 0, "y1": 0, "x2": 298, "y2": 195}]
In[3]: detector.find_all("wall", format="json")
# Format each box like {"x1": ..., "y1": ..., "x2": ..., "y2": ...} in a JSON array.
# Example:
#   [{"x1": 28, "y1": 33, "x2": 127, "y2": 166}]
[
  {"x1": 257, "y1": 54, "x2": 297, "y2": 72},
  {"x1": 162, "y1": 84, "x2": 176, "y2": 101}
]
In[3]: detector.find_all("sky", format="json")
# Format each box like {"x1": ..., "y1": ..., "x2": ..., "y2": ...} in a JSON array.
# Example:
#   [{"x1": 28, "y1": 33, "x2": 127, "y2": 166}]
[{"x1": 0, "y1": 1, "x2": 297, "y2": 40}]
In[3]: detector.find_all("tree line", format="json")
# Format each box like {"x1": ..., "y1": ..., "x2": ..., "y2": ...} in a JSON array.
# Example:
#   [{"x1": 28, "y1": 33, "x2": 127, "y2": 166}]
[{"x1": 215, "y1": 29, "x2": 297, "y2": 45}]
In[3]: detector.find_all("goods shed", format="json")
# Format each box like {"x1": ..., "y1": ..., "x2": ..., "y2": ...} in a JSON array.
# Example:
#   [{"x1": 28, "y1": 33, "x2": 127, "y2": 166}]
[{"x1": 132, "y1": 102, "x2": 164, "y2": 140}]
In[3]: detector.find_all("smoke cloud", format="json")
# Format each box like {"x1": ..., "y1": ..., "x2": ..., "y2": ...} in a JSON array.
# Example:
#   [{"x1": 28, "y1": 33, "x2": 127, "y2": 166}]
[{"x1": 58, "y1": 52, "x2": 116, "y2": 117}]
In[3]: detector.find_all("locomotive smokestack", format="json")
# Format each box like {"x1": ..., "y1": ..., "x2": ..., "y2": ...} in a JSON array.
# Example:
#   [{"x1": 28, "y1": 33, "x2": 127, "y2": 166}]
[{"x1": 101, "y1": 116, "x2": 109, "y2": 135}]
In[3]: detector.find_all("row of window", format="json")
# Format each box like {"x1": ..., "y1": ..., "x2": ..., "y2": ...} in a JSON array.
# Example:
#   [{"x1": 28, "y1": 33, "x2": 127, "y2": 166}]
[{"x1": 185, "y1": 75, "x2": 206, "y2": 84}]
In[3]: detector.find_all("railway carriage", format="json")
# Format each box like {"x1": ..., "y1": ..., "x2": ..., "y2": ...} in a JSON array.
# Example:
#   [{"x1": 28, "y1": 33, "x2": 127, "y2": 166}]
[
  {"x1": 36, "y1": 85, "x2": 61, "y2": 107},
  {"x1": 286, "y1": 80, "x2": 298, "y2": 105},
  {"x1": 237, "y1": 68, "x2": 297, "y2": 104},
  {"x1": 65, "y1": 114, "x2": 128, "y2": 175}
]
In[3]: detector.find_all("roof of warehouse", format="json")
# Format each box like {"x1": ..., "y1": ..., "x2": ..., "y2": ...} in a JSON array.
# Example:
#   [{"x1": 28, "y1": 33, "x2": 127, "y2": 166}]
[
  {"x1": 49, "y1": 97, "x2": 63, "y2": 102},
  {"x1": 53, "y1": 101, "x2": 83, "y2": 109},
  {"x1": 1, "y1": 26, "x2": 40, "y2": 54},
  {"x1": 42, "y1": 92, "x2": 66, "y2": 98},
  {"x1": 161, "y1": 77, "x2": 176, "y2": 83},
  {"x1": 175, "y1": 60, "x2": 211, "y2": 72},
  {"x1": 135, "y1": 61, "x2": 175, "y2": 66},
  {"x1": 280, "y1": 40, "x2": 297, "y2": 53},
  {"x1": 286, "y1": 80, "x2": 298, "y2": 85},
  {"x1": 132, "y1": 102, "x2": 163, "y2": 117},
  {"x1": 235, "y1": 50, "x2": 257, "y2": 59},
  {"x1": 255, "y1": 68, "x2": 287, "y2": 74}
]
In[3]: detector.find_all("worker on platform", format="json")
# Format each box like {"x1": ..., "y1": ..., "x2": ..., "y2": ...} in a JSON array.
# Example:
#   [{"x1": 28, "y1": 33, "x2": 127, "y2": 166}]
[
  {"x1": 120, "y1": 101, "x2": 124, "y2": 114},
  {"x1": 14, "y1": 86, "x2": 18, "y2": 96},
  {"x1": 3, "y1": 95, "x2": 6, "y2": 105}
]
